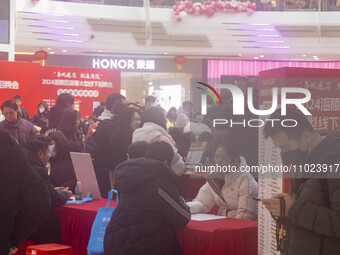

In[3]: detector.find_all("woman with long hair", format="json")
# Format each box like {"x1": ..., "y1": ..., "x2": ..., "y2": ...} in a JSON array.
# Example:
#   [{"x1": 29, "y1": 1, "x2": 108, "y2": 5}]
[
  {"x1": 48, "y1": 131, "x2": 84, "y2": 193},
  {"x1": 91, "y1": 103, "x2": 141, "y2": 197},
  {"x1": 57, "y1": 108, "x2": 82, "y2": 143}
]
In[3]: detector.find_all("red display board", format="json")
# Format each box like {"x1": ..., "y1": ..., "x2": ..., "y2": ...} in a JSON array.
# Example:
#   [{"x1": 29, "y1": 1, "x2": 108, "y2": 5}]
[
  {"x1": 0, "y1": 61, "x2": 121, "y2": 118},
  {"x1": 0, "y1": 61, "x2": 42, "y2": 116},
  {"x1": 259, "y1": 67, "x2": 340, "y2": 133}
]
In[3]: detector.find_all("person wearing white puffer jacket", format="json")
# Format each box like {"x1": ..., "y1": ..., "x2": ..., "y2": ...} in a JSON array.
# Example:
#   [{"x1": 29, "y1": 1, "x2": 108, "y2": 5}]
[
  {"x1": 132, "y1": 107, "x2": 186, "y2": 176},
  {"x1": 187, "y1": 142, "x2": 258, "y2": 220}
]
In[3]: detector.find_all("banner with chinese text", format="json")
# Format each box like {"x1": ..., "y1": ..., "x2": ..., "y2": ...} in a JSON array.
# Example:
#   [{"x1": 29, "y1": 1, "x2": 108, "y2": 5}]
[{"x1": 0, "y1": 61, "x2": 121, "y2": 118}]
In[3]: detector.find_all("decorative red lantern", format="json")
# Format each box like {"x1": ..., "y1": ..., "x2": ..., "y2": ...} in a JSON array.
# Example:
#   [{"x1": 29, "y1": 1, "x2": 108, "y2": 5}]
[
  {"x1": 34, "y1": 50, "x2": 48, "y2": 66},
  {"x1": 34, "y1": 50, "x2": 49, "y2": 60},
  {"x1": 173, "y1": 55, "x2": 187, "y2": 70}
]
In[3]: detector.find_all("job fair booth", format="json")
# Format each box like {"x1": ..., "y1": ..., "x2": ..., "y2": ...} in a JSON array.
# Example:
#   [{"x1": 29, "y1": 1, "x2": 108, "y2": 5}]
[{"x1": 3, "y1": 61, "x2": 339, "y2": 255}]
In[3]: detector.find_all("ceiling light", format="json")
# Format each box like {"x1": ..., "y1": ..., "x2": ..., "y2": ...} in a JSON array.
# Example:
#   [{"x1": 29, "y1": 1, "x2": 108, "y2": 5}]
[
  {"x1": 149, "y1": 82, "x2": 153, "y2": 85},
  {"x1": 62, "y1": 49, "x2": 67, "y2": 52},
  {"x1": 313, "y1": 56, "x2": 318, "y2": 58},
  {"x1": 259, "y1": 55, "x2": 264, "y2": 58},
  {"x1": 303, "y1": 54, "x2": 306, "y2": 57},
  {"x1": 238, "y1": 54, "x2": 242, "y2": 56},
  {"x1": 254, "y1": 57, "x2": 259, "y2": 59},
  {"x1": 164, "y1": 52, "x2": 168, "y2": 55},
  {"x1": 98, "y1": 50, "x2": 103, "y2": 52},
  {"x1": 47, "y1": 48, "x2": 51, "y2": 50},
  {"x1": 50, "y1": 52, "x2": 55, "y2": 54}
]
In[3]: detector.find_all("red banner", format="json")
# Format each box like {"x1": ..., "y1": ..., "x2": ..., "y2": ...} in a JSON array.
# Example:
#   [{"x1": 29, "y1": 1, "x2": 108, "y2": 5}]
[
  {"x1": 0, "y1": 61, "x2": 121, "y2": 118},
  {"x1": 259, "y1": 67, "x2": 340, "y2": 133}
]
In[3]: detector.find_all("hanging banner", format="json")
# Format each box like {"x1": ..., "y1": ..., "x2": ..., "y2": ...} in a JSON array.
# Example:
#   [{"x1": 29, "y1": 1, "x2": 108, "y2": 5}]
[
  {"x1": 40, "y1": 66, "x2": 120, "y2": 117},
  {"x1": 0, "y1": 61, "x2": 121, "y2": 118}
]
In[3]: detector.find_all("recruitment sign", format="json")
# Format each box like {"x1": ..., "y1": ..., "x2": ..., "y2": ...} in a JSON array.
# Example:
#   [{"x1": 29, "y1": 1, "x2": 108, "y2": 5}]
[{"x1": 0, "y1": 61, "x2": 121, "y2": 118}]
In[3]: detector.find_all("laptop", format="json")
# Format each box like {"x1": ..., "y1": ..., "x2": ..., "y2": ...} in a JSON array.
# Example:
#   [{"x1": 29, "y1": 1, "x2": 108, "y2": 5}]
[{"x1": 70, "y1": 152, "x2": 101, "y2": 199}]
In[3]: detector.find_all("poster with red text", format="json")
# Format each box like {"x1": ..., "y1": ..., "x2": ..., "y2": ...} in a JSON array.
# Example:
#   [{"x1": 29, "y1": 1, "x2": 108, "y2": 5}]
[
  {"x1": 0, "y1": 61, "x2": 121, "y2": 118},
  {"x1": 40, "y1": 66, "x2": 121, "y2": 118}
]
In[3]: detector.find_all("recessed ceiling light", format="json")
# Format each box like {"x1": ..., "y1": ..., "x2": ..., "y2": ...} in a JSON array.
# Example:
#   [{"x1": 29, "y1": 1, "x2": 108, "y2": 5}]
[
  {"x1": 259, "y1": 55, "x2": 264, "y2": 58},
  {"x1": 313, "y1": 56, "x2": 318, "y2": 58},
  {"x1": 254, "y1": 57, "x2": 259, "y2": 59},
  {"x1": 303, "y1": 54, "x2": 306, "y2": 57},
  {"x1": 98, "y1": 50, "x2": 103, "y2": 52},
  {"x1": 238, "y1": 53, "x2": 242, "y2": 56},
  {"x1": 62, "y1": 49, "x2": 67, "y2": 52},
  {"x1": 50, "y1": 52, "x2": 55, "y2": 54},
  {"x1": 164, "y1": 52, "x2": 168, "y2": 55},
  {"x1": 148, "y1": 82, "x2": 153, "y2": 85},
  {"x1": 47, "y1": 48, "x2": 51, "y2": 50}
]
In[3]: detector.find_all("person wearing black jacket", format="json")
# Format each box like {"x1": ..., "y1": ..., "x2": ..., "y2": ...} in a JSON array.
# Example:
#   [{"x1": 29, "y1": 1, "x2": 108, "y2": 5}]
[
  {"x1": 23, "y1": 136, "x2": 72, "y2": 244},
  {"x1": 48, "y1": 93, "x2": 74, "y2": 129},
  {"x1": 32, "y1": 101, "x2": 49, "y2": 130},
  {"x1": 24, "y1": 136, "x2": 72, "y2": 208},
  {"x1": 0, "y1": 131, "x2": 51, "y2": 254},
  {"x1": 104, "y1": 142, "x2": 191, "y2": 255},
  {"x1": 13, "y1": 95, "x2": 30, "y2": 121}
]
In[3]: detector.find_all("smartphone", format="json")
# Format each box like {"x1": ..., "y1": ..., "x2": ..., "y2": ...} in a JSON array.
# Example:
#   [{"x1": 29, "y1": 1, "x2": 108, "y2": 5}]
[{"x1": 252, "y1": 197, "x2": 261, "y2": 201}]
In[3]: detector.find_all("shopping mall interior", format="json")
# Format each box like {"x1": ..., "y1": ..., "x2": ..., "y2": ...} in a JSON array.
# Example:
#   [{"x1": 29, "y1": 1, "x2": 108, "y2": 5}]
[{"x1": 1, "y1": 0, "x2": 340, "y2": 255}]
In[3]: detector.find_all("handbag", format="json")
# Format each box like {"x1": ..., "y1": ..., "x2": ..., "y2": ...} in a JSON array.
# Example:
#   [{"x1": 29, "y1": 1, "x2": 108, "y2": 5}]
[{"x1": 87, "y1": 189, "x2": 119, "y2": 255}]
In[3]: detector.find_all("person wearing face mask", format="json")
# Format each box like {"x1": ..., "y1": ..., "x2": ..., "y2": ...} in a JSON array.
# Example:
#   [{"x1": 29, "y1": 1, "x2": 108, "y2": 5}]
[
  {"x1": 23, "y1": 136, "x2": 72, "y2": 244},
  {"x1": 187, "y1": 142, "x2": 258, "y2": 220},
  {"x1": 261, "y1": 107, "x2": 340, "y2": 255},
  {"x1": 32, "y1": 101, "x2": 49, "y2": 130},
  {"x1": 0, "y1": 100, "x2": 39, "y2": 146},
  {"x1": 48, "y1": 131, "x2": 84, "y2": 193}
]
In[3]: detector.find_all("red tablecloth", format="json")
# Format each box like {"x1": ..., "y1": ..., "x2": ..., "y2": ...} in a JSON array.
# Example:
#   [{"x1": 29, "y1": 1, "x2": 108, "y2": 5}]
[{"x1": 54, "y1": 199, "x2": 258, "y2": 255}]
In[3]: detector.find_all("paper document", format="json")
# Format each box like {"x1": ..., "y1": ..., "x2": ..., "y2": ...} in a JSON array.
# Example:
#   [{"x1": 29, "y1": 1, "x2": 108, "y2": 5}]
[{"x1": 191, "y1": 213, "x2": 226, "y2": 221}]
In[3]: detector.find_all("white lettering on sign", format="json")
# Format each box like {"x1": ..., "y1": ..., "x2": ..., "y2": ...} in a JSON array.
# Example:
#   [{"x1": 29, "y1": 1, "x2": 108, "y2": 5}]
[
  {"x1": 92, "y1": 58, "x2": 155, "y2": 70},
  {"x1": 57, "y1": 89, "x2": 99, "y2": 98},
  {"x1": 0, "y1": 81, "x2": 19, "y2": 89}
]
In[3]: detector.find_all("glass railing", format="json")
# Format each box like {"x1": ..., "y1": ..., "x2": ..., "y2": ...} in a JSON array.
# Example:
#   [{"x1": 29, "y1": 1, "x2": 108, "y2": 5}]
[{"x1": 51, "y1": 0, "x2": 340, "y2": 11}]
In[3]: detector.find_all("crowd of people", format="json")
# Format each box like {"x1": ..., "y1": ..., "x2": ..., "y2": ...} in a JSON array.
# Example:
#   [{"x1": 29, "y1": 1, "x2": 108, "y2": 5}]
[{"x1": 1, "y1": 90, "x2": 339, "y2": 255}]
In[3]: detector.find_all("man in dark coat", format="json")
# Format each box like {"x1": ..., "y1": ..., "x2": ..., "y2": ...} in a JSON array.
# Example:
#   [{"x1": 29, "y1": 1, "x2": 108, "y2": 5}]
[
  {"x1": 262, "y1": 108, "x2": 340, "y2": 255},
  {"x1": 0, "y1": 131, "x2": 51, "y2": 254},
  {"x1": 104, "y1": 142, "x2": 191, "y2": 255},
  {"x1": 24, "y1": 136, "x2": 72, "y2": 243},
  {"x1": 13, "y1": 95, "x2": 30, "y2": 121}
]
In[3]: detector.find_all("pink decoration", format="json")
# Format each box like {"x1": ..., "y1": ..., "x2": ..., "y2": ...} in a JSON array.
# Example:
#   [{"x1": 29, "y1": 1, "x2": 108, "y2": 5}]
[
  {"x1": 206, "y1": 7, "x2": 216, "y2": 17},
  {"x1": 31, "y1": 0, "x2": 39, "y2": 3},
  {"x1": 185, "y1": 1, "x2": 193, "y2": 9},
  {"x1": 207, "y1": 60, "x2": 340, "y2": 78},
  {"x1": 247, "y1": 8, "x2": 254, "y2": 15},
  {"x1": 173, "y1": 0, "x2": 256, "y2": 21}
]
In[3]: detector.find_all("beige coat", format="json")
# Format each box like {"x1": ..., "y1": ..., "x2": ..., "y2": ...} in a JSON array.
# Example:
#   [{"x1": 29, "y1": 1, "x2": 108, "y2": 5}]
[{"x1": 187, "y1": 171, "x2": 258, "y2": 220}]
